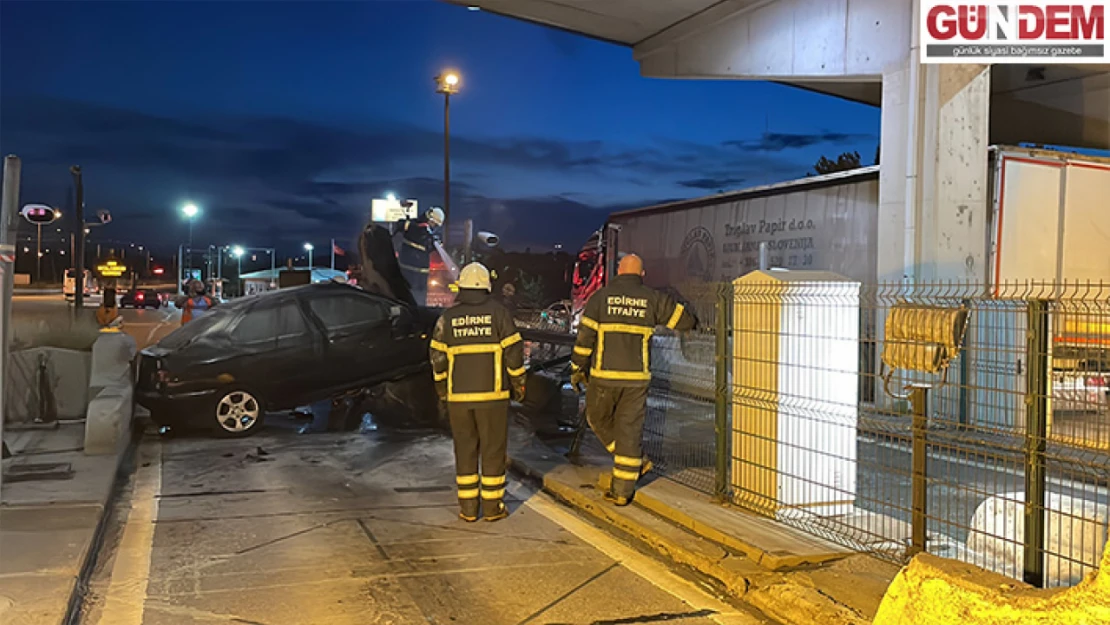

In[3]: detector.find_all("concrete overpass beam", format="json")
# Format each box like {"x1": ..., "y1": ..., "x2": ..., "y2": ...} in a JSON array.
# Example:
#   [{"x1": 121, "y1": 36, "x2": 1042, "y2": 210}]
[{"x1": 635, "y1": 0, "x2": 912, "y2": 80}]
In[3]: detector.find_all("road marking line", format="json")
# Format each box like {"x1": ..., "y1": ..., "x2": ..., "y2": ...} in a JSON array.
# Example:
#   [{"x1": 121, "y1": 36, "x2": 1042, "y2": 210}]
[
  {"x1": 96, "y1": 441, "x2": 162, "y2": 625},
  {"x1": 510, "y1": 483, "x2": 764, "y2": 625}
]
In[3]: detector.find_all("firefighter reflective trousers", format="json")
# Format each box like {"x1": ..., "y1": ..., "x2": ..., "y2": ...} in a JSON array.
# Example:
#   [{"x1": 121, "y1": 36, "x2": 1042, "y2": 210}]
[
  {"x1": 585, "y1": 383, "x2": 649, "y2": 500},
  {"x1": 448, "y1": 403, "x2": 509, "y2": 518}
]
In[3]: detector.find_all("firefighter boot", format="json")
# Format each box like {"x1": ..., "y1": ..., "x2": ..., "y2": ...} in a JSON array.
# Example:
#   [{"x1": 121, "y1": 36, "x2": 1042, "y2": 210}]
[
  {"x1": 603, "y1": 490, "x2": 631, "y2": 506},
  {"x1": 482, "y1": 499, "x2": 508, "y2": 522},
  {"x1": 459, "y1": 498, "x2": 480, "y2": 523}
]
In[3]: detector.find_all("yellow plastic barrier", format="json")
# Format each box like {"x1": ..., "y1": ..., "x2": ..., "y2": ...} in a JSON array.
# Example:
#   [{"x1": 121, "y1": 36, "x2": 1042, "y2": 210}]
[{"x1": 873, "y1": 529, "x2": 1109, "y2": 625}]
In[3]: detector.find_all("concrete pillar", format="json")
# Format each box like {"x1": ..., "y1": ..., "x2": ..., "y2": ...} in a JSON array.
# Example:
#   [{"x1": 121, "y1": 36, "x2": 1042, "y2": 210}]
[
  {"x1": 877, "y1": 56, "x2": 991, "y2": 283},
  {"x1": 930, "y1": 65, "x2": 991, "y2": 282}
]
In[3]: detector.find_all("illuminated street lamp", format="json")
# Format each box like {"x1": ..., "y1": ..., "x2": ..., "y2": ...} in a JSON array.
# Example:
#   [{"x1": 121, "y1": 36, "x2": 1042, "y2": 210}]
[
  {"x1": 232, "y1": 246, "x2": 245, "y2": 296},
  {"x1": 435, "y1": 69, "x2": 461, "y2": 244},
  {"x1": 304, "y1": 242, "x2": 314, "y2": 268},
  {"x1": 181, "y1": 203, "x2": 200, "y2": 278}
]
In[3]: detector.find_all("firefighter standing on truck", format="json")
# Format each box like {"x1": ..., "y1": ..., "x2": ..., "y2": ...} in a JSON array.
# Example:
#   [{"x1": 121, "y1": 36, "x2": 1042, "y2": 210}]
[
  {"x1": 396, "y1": 207, "x2": 445, "y2": 306},
  {"x1": 430, "y1": 262, "x2": 526, "y2": 523},
  {"x1": 570, "y1": 253, "x2": 697, "y2": 506}
]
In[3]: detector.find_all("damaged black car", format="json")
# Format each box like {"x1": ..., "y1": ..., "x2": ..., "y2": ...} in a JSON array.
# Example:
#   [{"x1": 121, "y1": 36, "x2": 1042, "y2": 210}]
[{"x1": 136, "y1": 282, "x2": 438, "y2": 436}]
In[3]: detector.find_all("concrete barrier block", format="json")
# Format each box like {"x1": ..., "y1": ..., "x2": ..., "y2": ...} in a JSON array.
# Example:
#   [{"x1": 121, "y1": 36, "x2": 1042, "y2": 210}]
[
  {"x1": 966, "y1": 491, "x2": 1109, "y2": 587},
  {"x1": 5, "y1": 348, "x2": 91, "y2": 423},
  {"x1": 84, "y1": 332, "x2": 137, "y2": 456},
  {"x1": 873, "y1": 527, "x2": 1110, "y2": 625},
  {"x1": 84, "y1": 385, "x2": 133, "y2": 456},
  {"x1": 88, "y1": 332, "x2": 137, "y2": 400}
]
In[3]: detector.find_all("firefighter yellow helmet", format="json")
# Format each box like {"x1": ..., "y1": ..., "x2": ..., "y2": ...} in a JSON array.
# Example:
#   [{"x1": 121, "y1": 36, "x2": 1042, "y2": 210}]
[{"x1": 458, "y1": 262, "x2": 491, "y2": 291}]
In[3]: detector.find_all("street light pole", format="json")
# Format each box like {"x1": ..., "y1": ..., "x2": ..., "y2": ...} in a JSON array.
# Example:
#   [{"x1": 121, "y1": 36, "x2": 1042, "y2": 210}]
[
  {"x1": 436, "y1": 70, "x2": 460, "y2": 247},
  {"x1": 71, "y1": 166, "x2": 85, "y2": 313},
  {"x1": 443, "y1": 91, "x2": 451, "y2": 245},
  {"x1": 1, "y1": 155, "x2": 24, "y2": 496},
  {"x1": 181, "y1": 203, "x2": 199, "y2": 285}
]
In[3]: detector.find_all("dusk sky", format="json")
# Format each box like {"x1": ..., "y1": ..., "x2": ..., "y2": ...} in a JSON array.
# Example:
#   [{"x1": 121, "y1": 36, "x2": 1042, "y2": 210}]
[{"x1": 0, "y1": 0, "x2": 880, "y2": 258}]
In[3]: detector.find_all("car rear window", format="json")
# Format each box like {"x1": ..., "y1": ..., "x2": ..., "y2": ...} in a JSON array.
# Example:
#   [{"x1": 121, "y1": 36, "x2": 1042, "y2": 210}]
[
  {"x1": 308, "y1": 293, "x2": 389, "y2": 333},
  {"x1": 157, "y1": 308, "x2": 234, "y2": 349}
]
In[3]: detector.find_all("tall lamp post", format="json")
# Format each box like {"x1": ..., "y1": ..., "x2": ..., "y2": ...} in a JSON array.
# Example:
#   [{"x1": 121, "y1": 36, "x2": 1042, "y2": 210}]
[
  {"x1": 435, "y1": 70, "x2": 460, "y2": 245},
  {"x1": 232, "y1": 246, "x2": 244, "y2": 297},
  {"x1": 181, "y1": 203, "x2": 199, "y2": 287},
  {"x1": 304, "y1": 243, "x2": 314, "y2": 269}
]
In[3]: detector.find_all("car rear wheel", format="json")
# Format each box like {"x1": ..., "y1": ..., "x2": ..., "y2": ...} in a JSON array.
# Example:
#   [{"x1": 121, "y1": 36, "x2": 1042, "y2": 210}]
[{"x1": 213, "y1": 389, "x2": 264, "y2": 436}]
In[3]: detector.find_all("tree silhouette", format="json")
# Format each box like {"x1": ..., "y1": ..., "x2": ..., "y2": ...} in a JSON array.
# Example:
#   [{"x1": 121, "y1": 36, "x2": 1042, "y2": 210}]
[{"x1": 812, "y1": 150, "x2": 863, "y2": 175}]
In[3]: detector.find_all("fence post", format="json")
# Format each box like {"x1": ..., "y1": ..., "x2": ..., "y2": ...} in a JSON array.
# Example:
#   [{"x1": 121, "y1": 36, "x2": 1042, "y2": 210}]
[
  {"x1": 714, "y1": 282, "x2": 731, "y2": 502},
  {"x1": 909, "y1": 384, "x2": 929, "y2": 556},
  {"x1": 1023, "y1": 299, "x2": 1049, "y2": 588}
]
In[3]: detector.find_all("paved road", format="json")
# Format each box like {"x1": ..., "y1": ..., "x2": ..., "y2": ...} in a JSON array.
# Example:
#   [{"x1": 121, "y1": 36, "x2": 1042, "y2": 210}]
[
  {"x1": 76, "y1": 425, "x2": 769, "y2": 625},
  {"x1": 13, "y1": 293, "x2": 180, "y2": 349}
]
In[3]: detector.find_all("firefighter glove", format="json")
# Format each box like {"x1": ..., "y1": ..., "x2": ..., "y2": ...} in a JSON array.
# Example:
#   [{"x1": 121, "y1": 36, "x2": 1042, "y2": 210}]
[{"x1": 570, "y1": 370, "x2": 588, "y2": 392}]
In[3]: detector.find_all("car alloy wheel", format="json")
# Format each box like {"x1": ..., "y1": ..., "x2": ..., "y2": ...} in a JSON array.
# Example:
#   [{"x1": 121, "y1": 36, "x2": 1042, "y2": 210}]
[{"x1": 215, "y1": 390, "x2": 262, "y2": 434}]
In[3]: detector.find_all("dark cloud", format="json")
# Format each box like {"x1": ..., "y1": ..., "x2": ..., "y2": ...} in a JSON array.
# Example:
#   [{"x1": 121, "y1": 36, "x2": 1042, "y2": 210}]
[
  {"x1": 676, "y1": 177, "x2": 747, "y2": 191},
  {"x1": 0, "y1": 95, "x2": 821, "y2": 253},
  {"x1": 723, "y1": 131, "x2": 875, "y2": 152}
]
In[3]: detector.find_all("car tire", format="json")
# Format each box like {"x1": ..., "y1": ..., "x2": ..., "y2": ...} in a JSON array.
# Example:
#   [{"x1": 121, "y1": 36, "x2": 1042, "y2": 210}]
[{"x1": 211, "y1": 388, "x2": 265, "y2": 437}]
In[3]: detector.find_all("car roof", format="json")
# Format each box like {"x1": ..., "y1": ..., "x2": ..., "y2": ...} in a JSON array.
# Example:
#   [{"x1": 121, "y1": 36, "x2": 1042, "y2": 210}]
[{"x1": 219, "y1": 281, "x2": 389, "y2": 313}]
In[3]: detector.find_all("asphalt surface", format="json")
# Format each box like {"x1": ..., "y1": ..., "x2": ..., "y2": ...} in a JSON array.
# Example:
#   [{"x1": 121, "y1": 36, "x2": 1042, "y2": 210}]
[
  {"x1": 76, "y1": 422, "x2": 768, "y2": 625},
  {"x1": 13, "y1": 293, "x2": 181, "y2": 349}
]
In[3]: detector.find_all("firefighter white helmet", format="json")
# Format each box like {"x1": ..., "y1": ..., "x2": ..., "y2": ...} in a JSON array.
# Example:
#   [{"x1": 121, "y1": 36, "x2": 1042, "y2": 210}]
[
  {"x1": 458, "y1": 262, "x2": 491, "y2": 292},
  {"x1": 427, "y1": 207, "x2": 445, "y2": 227}
]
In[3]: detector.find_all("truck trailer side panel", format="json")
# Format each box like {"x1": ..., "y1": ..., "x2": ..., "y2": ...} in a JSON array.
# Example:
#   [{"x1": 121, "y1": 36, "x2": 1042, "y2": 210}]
[{"x1": 610, "y1": 168, "x2": 880, "y2": 297}]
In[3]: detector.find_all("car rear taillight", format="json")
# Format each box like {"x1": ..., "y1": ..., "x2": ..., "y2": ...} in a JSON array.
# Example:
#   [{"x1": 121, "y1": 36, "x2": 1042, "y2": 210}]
[{"x1": 137, "y1": 293, "x2": 144, "y2": 301}]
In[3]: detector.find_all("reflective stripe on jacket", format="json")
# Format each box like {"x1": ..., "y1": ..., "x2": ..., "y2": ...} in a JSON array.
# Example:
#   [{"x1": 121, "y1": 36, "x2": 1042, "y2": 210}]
[
  {"x1": 396, "y1": 217, "x2": 436, "y2": 271},
  {"x1": 570, "y1": 274, "x2": 697, "y2": 384},
  {"x1": 430, "y1": 290, "x2": 525, "y2": 404}
]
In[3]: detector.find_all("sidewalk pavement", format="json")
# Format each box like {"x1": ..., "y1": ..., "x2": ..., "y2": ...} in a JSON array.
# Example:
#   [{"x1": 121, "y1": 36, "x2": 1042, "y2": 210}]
[
  {"x1": 0, "y1": 422, "x2": 133, "y2": 625},
  {"x1": 507, "y1": 419, "x2": 901, "y2": 625}
]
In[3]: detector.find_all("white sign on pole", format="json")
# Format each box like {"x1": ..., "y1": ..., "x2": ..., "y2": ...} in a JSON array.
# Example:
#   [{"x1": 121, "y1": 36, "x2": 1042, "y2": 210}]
[{"x1": 371, "y1": 198, "x2": 418, "y2": 223}]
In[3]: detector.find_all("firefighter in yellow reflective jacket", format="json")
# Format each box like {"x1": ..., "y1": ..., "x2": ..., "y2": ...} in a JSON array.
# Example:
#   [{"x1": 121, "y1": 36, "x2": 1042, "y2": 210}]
[
  {"x1": 570, "y1": 254, "x2": 697, "y2": 505},
  {"x1": 430, "y1": 263, "x2": 526, "y2": 522}
]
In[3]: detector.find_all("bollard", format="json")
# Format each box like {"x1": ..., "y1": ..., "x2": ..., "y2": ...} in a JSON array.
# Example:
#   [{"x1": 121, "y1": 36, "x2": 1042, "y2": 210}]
[
  {"x1": 714, "y1": 282, "x2": 731, "y2": 501},
  {"x1": 1024, "y1": 299, "x2": 1049, "y2": 588},
  {"x1": 909, "y1": 384, "x2": 929, "y2": 557}
]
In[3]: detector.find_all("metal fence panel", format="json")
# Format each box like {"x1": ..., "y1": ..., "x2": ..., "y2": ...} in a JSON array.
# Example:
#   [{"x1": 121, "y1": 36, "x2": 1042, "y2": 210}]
[{"x1": 519, "y1": 279, "x2": 1108, "y2": 589}]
